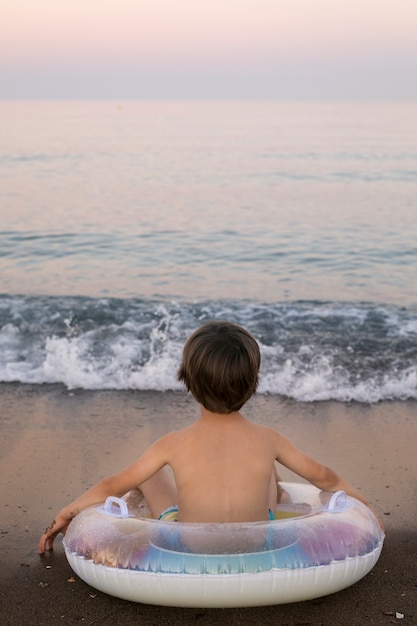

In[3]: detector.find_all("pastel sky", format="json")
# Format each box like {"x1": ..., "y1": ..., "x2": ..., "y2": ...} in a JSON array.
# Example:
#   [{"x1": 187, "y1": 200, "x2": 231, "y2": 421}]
[{"x1": 1, "y1": 0, "x2": 416, "y2": 99}]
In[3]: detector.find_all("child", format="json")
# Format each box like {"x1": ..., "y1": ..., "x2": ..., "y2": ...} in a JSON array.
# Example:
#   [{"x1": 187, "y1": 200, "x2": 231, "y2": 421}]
[{"x1": 39, "y1": 320, "x2": 382, "y2": 553}]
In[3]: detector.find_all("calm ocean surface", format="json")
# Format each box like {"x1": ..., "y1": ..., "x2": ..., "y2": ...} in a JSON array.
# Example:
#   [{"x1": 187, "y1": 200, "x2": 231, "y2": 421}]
[{"x1": 1, "y1": 101, "x2": 416, "y2": 402}]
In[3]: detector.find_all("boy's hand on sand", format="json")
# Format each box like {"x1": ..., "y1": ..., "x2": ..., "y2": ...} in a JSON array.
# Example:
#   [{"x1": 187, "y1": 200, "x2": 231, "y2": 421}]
[{"x1": 39, "y1": 515, "x2": 71, "y2": 554}]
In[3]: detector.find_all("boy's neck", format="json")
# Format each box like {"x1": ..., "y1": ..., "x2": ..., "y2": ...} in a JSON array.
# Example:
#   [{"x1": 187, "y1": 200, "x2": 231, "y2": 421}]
[{"x1": 199, "y1": 405, "x2": 243, "y2": 421}]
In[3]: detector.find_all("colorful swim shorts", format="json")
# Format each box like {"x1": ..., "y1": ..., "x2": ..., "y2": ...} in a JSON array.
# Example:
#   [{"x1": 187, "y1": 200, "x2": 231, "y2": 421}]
[
  {"x1": 158, "y1": 506, "x2": 275, "y2": 522},
  {"x1": 158, "y1": 505, "x2": 179, "y2": 522}
]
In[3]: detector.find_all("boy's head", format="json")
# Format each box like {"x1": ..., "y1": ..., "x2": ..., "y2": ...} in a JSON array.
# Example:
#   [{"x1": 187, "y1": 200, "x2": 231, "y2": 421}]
[{"x1": 177, "y1": 321, "x2": 261, "y2": 414}]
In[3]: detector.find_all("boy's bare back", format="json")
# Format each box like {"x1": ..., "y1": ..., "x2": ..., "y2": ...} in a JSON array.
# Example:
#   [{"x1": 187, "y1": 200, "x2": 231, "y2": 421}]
[{"x1": 158, "y1": 409, "x2": 278, "y2": 523}]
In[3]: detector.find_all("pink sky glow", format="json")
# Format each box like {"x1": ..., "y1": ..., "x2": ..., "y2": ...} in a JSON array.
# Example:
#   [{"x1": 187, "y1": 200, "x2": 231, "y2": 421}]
[{"x1": 2, "y1": 0, "x2": 416, "y2": 99}]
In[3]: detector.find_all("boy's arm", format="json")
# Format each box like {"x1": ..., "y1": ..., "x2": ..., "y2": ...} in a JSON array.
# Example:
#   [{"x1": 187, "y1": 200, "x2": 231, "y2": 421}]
[
  {"x1": 274, "y1": 432, "x2": 384, "y2": 529},
  {"x1": 39, "y1": 435, "x2": 171, "y2": 553}
]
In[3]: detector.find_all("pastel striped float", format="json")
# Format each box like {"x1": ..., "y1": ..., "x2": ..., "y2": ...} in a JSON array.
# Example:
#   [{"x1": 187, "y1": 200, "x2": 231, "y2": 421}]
[{"x1": 63, "y1": 482, "x2": 384, "y2": 608}]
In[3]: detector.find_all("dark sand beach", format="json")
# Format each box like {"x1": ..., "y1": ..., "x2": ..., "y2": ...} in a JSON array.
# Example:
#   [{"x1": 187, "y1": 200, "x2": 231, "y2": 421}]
[{"x1": 1, "y1": 384, "x2": 416, "y2": 625}]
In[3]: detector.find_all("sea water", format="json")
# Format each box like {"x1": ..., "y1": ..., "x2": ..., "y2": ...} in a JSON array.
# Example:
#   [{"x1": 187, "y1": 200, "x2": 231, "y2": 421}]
[{"x1": 1, "y1": 101, "x2": 416, "y2": 402}]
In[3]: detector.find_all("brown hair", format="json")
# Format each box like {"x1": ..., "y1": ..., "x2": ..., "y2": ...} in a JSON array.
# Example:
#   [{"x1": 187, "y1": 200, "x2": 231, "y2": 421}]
[{"x1": 177, "y1": 321, "x2": 261, "y2": 414}]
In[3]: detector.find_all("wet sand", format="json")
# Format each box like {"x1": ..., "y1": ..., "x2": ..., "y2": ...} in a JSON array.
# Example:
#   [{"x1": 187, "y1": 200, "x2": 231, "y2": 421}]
[{"x1": 1, "y1": 384, "x2": 416, "y2": 625}]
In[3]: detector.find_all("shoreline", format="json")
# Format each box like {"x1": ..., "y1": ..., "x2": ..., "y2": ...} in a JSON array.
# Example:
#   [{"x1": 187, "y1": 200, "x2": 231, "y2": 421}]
[{"x1": 1, "y1": 384, "x2": 416, "y2": 624}]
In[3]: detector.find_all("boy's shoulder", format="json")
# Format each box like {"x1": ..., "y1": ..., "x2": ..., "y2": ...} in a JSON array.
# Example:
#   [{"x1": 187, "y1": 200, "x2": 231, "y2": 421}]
[
  {"x1": 248, "y1": 420, "x2": 280, "y2": 434},
  {"x1": 159, "y1": 424, "x2": 194, "y2": 444},
  {"x1": 250, "y1": 421, "x2": 288, "y2": 446}
]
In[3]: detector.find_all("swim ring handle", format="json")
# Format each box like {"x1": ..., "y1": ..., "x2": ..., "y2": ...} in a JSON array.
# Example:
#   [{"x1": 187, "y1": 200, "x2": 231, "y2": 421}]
[
  {"x1": 327, "y1": 490, "x2": 347, "y2": 513},
  {"x1": 102, "y1": 496, "x2": 130, "y2": 518}
]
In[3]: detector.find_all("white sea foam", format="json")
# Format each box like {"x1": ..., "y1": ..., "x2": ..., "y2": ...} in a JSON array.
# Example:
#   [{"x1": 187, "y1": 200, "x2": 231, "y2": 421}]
[{"x1": 0, "y1": 295, "x2": 416, "y2": 403}]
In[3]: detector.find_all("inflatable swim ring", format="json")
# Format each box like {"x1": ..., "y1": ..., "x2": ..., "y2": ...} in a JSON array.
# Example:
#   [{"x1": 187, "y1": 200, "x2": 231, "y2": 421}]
[{"x1": 63, "y1": 482, "x2": 384, "y2": 608}]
